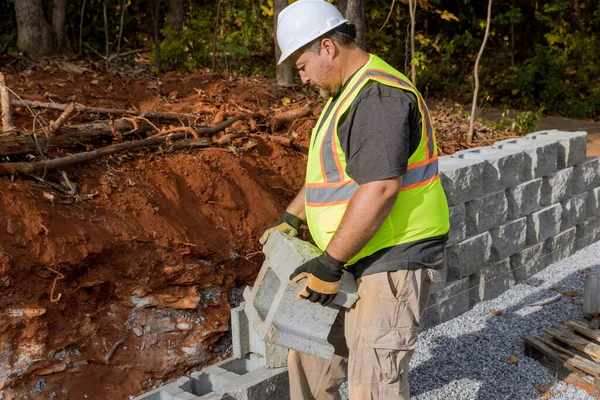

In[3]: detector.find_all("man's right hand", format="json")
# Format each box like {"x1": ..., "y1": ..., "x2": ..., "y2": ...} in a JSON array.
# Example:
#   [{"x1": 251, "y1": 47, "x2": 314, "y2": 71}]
[{"x1": 259, "y1": 211, "x2": 305, "y2": 245}]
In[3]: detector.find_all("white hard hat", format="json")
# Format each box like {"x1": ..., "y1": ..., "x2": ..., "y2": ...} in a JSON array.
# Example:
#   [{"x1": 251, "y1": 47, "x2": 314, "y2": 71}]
[{"x1": 276, "y1": 0, "x2": 349, "y2": 65}]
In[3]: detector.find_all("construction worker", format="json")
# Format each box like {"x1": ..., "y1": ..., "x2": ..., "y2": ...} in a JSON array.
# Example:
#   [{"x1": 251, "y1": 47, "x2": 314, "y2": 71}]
[{"x1": 260, "y1": 0, "x2": 450, "y2": 398}]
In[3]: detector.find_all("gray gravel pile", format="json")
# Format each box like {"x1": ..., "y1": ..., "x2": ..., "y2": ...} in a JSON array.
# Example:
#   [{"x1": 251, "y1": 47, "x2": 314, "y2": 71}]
[
  {"x1": 339, "y1": 241, "x2": 600, "y2": 400},
  {"x1": 410, "y1": 241, "x2": 600, "y2": 400}
]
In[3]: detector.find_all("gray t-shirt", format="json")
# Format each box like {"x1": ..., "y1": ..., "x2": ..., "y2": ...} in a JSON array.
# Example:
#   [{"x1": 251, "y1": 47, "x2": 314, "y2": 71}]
[{"x1": 333, "y1": 81, "x2": 447, "y2": 277}]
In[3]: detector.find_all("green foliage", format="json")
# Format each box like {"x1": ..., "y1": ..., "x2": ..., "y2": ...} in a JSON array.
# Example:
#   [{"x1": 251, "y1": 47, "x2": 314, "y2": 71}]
[
  {"x1": 511, "y1": 109, "x2": 543, "y2": 135},
  {"x1": 159, "y1": 18, "x2": 214, "y2": 71}
]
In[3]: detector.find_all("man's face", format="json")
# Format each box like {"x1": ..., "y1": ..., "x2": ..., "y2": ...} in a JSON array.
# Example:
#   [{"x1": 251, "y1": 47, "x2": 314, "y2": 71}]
[{"x1": 293, "y1": 44, "x2": 341, "y2": 99}]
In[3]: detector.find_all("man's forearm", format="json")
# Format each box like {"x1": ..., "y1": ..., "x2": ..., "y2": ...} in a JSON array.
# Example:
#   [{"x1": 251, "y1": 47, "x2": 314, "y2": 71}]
[
  {"x1": 326, "y1": 177, "x2": 402, "y2": 262},
  {"x1": 286, "y1": 186, "x2": 306, "y2": 221}
]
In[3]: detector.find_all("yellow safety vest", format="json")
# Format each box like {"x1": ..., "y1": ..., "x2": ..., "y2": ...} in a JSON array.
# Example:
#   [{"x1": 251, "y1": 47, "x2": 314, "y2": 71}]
[{"x1": 305, "y1": 54, "x2": 450, "y2": 266}]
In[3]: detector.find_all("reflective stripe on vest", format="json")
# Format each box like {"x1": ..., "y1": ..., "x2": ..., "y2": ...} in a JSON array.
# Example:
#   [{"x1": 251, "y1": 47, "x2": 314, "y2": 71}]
[{"x1": 306, "y1": 68, "x2": 438, "y2": 206}]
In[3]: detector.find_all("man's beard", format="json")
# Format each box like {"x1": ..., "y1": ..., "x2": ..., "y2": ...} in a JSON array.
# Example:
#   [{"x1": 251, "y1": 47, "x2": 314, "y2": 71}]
[{"x1": 316, "y1": 83, "x2": 341, "y2": 99}]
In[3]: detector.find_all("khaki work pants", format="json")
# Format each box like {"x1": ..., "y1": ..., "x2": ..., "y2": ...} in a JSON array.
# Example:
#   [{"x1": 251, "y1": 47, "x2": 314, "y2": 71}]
[{"x1": 288, "y1": 269, "x2": 434, "y2": 400}]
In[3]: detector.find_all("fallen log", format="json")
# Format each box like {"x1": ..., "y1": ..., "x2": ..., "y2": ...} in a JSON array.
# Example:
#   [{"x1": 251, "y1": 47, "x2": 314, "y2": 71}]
[
  {"x1": 11, "y1": 99, "x2": 200, "y2": 121},
  {"x1": 271, "y1": 105, "x2": 312, "y2": 133},
  {"x1": 0, "y1": 113, "x2": 262, "y2": 176},
  {"x1": 0, "y1": 118, "x2": 155, "y2": 157}
]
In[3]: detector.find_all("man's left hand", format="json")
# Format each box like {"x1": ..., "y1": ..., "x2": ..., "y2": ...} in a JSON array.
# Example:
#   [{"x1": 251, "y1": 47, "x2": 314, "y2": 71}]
[{"x1": 289, "y1": 251, "x2": 345, "y2": 306}]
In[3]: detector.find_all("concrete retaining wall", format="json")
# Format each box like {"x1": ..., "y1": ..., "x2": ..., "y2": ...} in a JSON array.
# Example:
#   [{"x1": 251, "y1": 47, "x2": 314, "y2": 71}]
[
  {"x1": 137, "y1": 130, "x2": 600, "y2": 398},
  {"x1": 423, "y1": 130, "x2": 600, "y2": 328}
]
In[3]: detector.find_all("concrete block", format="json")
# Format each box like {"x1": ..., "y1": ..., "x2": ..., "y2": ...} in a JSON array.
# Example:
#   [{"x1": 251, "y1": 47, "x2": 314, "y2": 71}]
[
  {"x1": 489, "y1": 218, "x2": 527, "y2": 261},
  {"x1": 189, "y1": 355, "x2": 289, "y2": 400},
  {"x1": 421, "y1": 278, "x2": 470, "y2": 330},
  {"x1": 510, "y1": 243, "x2": 545, "y2": 282},
  {"x1": 469, "y1": 259, "x2": 515, "y2": 304},
  {"x1": 526, "y1": 204, "x2": 562, "y2": 245},
  {"x1": 231, "y1": 303, "x2": 287, "y2": 368},
  {"x1": 541, "y1": 167, "x2": 574, "y2": 206},
  {"x1": 543, "y1": 227, "x2": 577, "y2": 265},
  {"x1": 453, "y1": 146, "x2": 524, "y2": 193},
  {"x1": 438, "y1": 155, "x2": 485, "y2": 206},
  {"x1": 526, "y1": 130, "x2": 587, "y2": 168},
  {"x1": 448, "y1": 204, "x2": 466, "y2": 245},
  {"x1": 446, "y1": 232, "x2": 492, "y2": 280},
  {"x1": 573, "y1": 157, "x2": 600, "y2": 194},
  {"x1": 465, "y1": 191, "x2": 508, "y2": 236},
  {"x1": 588, "y1": 187, "x2": 600, "y2": 218},
  {"x1": 133, "y1": 377, "x2": 198, "y2": 400},
  {"x1": 576, "y1": 216, "x2": 600, "y2": 250},
  {"x1": 244, "y1": 232, "x2": 358, "y2": 360},
  {"x1": 493, "y1": 137, "x2": 558, "y2": 180},
  {"x1": 506, "y1": 178, "x2": 543, "y2": 219},
  {"x1": 561, "y1": 192, "x2": 588, "y2": 230}
]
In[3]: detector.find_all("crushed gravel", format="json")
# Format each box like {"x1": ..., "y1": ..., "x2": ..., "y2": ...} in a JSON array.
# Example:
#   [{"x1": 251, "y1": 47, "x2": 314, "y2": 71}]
[{"x1": 341, "y1": 241, "x2": 600, "y2": 400}]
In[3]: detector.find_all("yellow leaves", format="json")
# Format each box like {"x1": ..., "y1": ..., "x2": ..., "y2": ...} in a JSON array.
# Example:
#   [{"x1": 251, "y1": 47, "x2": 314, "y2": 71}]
[
  {"x1": 416, "y1": 33, "x2": 432, "y2": 46},
  {"x1": 261, "y1": 0, "x2": 273, "y2": 16},
  {"x1": 438, "y1": 10, "x2": 459, "y2": 22},
  {"x1": 511, "y1": 88, "x2": 521, "y2": 95},
  {"x1": 281, "y1": 97, "x2": 291, "y2": 106}
]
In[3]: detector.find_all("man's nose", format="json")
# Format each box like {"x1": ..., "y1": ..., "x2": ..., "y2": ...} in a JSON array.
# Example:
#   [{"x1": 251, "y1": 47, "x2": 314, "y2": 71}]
[{"x1": 299, "y1": 70, "x2": 309, "y2": 85}]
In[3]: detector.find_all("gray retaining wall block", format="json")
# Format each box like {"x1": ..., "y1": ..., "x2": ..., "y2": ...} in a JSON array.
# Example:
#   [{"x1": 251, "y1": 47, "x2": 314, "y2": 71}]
[
  {"x1": 421, "y1": 278, "x2": 470, "y2": 330},
  {"x1": 510, "y1": 243, "x2": 545, "y2": 282},
  {"x1": 438, "y1": 156, "x2": 485, "y2": 206},
  {"x1": 231, "y1": 303, "x2": 288, "y2": 368},
  {"x1": 446, "y1": 232, "x2": 492, "y2": 280},
  {"x1": 561, "y1": 192, "x2": 588, "y2": 230},
  {"x1": 506, "y1": 178, "x2": 543, "y2": 219},
  {"x1": 489, "y1": 218, "x2": 527, "y2": 261},
  {"x1": 453, "y1": 146, "x2": 525, "y2": 193},
  {"x1": 244, "y1": 232, "x2": 358, "y2": 360},
  {"x1": 469, "y1": 259, "x2": 515, "y2": 304},
  {"x1": 576, "y1": 216, "x2": 600, "y2": 250},
  {"x1": 526, "y1": 130, "x2": 587, "y2": 168},
  {"x1": 133, "y1": 377, "x2": 200, "y2": 400},
  {"x1": 189, "y1": 355, "x2": 289, "y2": 400},
  {"x1": 493, "y1": 137, "x2": 558, "y2": 180},
  {"x1": 465, "y1": 191, "x2": 508, "y2": 236},
  {"x1": 541, "y1": 167, "x2": 574, "y2": 206},
  {"x1": 448, "y1": 204, "x2": 466, "y2": 245},
  {"x1": 526, "y1": 204, "x2": 562, "y2": 245},
  {"x1": 543, "y1": 227, "x2": 577, "y2": 265},
  {"x1": 588, "y1": 187, "x2": 600, "y2": 218},
  {"x1": 573, "y1": 157, "x2": 600, "y2": 194}
]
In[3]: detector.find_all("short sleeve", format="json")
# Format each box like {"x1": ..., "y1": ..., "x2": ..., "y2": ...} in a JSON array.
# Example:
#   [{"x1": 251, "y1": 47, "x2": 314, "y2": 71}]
[{"x1": 337, "y1": 83, "x2": 420, "y2": 185}]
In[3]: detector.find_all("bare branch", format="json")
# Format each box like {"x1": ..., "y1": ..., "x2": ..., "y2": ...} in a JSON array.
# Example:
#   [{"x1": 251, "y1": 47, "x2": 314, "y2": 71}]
[{"x1": 467, "y1": 0, "x2": 493, "y2": 144}]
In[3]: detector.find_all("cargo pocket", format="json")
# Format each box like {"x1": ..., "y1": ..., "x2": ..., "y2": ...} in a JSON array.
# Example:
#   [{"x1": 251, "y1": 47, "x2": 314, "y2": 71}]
[{"x1": 378, "y1": 270, "x2": 410, "y2": 302}]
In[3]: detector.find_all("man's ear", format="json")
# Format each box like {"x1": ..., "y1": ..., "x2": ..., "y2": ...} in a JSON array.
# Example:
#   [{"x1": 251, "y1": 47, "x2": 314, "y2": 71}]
[{"x1": 320, "y1": 38, "x2": 337, "y2": 60}]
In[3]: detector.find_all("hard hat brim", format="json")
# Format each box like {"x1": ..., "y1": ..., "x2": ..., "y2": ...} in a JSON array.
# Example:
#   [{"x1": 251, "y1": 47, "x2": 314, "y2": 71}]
[{"x1": 277, "y1": 19, "x2": 349, "y2": 65}]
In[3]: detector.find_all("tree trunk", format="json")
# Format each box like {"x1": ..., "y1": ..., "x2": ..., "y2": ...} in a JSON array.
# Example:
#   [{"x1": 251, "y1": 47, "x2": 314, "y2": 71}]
[
  {"x1": 14, "y1": 0, "x2": 54, "y2": 58},
  {"x1": 52, "y1": 0, "x2": 67, "y2": 52},
  {"x1": 467, "y1": 0, "x2": 493, "y2": 144},
  {"x1": 408, "y1": 0, "x2": 417, "y2": 85},
  {"x1": 274, "y1": 0, "x2": 295, "y2": 87},
  {"x1": 345, "y1": 0, "x2": 365, "y2": 50},
  {"x1": 166, "y1": 0, "x2": 185, "y2": 32},
  {"x1": 337, "y1": 0, "x2": 348, "y2": 15},
  {"x1": 153, "y1": 0, "x2": 162, "y2": 72}
]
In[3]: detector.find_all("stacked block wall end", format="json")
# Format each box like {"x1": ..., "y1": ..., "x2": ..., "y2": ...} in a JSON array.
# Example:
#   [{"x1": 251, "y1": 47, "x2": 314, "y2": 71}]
[{"x1": 244, "y1": 232, "x2": 357, "y2": 359}]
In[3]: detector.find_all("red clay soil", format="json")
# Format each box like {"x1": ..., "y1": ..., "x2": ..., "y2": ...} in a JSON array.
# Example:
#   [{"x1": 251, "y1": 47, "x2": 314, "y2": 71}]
[{"x1": 0, "y1": 58, "x2": 510, "y2": 400}]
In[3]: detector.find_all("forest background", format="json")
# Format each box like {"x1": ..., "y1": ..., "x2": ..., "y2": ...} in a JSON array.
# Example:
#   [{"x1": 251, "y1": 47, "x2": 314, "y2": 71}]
[{"x1": 1, "y1": 0, "x2": 599, "y2": 121}]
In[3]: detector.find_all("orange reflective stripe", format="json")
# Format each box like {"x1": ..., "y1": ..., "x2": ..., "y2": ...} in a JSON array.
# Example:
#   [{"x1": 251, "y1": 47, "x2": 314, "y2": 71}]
[{"x1": 401, "y1": 174, "x2": 440, "y2": 191}]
